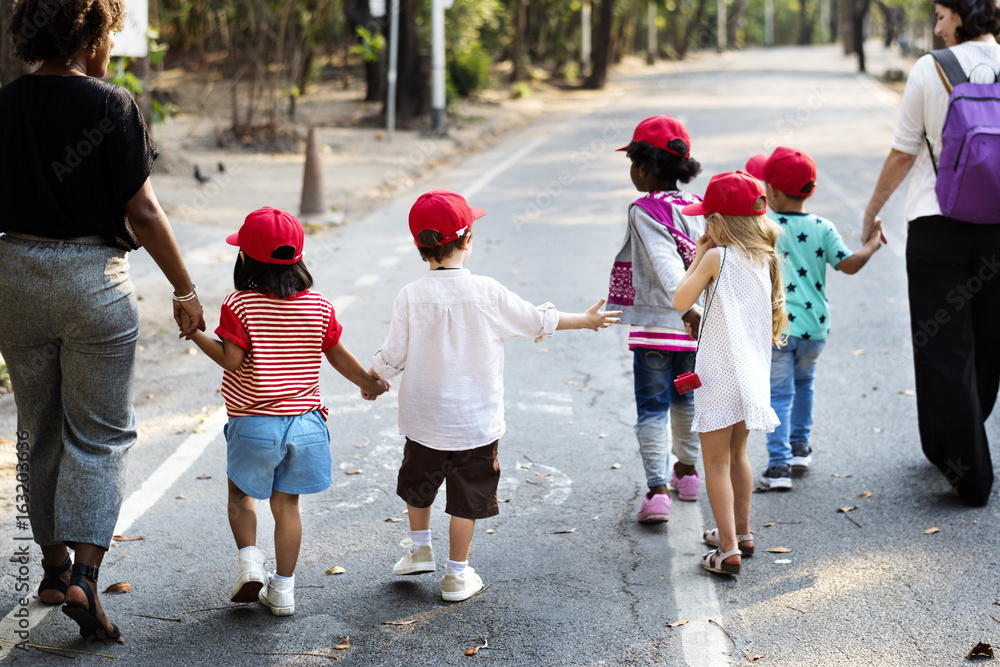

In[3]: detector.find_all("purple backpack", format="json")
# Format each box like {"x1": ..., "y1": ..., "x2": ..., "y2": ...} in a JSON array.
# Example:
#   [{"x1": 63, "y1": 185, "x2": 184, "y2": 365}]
[{"x1": 927, "y1": 49, "x2": 1000, "y2": 224}]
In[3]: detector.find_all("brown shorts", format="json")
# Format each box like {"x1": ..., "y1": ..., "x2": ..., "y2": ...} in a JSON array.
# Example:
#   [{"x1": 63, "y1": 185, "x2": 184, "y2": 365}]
[{"x1": 396, "y1": 438, "x2": 500, "y2": 520}]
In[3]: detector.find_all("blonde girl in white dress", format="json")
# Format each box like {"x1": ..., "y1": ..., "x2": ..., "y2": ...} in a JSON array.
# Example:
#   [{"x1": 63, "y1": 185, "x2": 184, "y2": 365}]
[{"x1": 674, "y1": 171, "x2": 788, "y2": 575}]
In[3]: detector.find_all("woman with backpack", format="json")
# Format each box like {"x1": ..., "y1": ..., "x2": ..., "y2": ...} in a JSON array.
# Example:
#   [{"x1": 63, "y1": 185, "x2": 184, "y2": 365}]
[{"x1": 862, "y1": 0, "x2": 1000, "y2": 507}]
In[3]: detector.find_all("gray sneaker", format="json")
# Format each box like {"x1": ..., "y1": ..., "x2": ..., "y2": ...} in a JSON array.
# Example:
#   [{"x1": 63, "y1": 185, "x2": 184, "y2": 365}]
[
  {"x1": 760, "y1": 464, "x2": 792, "y2": 490},
  {"x1": 392, "y1": 542, "x2": 435, "y2": 575},
  {"x1": 441, "y1": 566, "x2": 484, "y2": 602},
  {"x1": 791, "y1": 443, "x2": 812, "y2": 474}
]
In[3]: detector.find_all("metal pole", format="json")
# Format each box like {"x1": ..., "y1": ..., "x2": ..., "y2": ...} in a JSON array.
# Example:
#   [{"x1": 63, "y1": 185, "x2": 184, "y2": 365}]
[
  {"x1": 717, "y1": 0, "x2": 727, "y2": 51},
  {"x1": 647, "y1": 1, "x2": 656, "y2": 65},
  {"x1": 431, "y1": 0, "x2": 446, "y2": 134},
  {"x1": 581, "y1": 1, "x2": 592, "y2": 76},
  {"x1": 765, "y1": 0, "x2": 774, "y2": 46},
  {"x1": 386, "y1": 0, "x2": 399, "y2": 142}
]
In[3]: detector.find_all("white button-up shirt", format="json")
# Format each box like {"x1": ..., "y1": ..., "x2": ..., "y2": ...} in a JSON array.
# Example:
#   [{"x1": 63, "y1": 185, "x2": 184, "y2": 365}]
[{"x1": 373, "y1": 269, "x2": 558, "y2": 451}]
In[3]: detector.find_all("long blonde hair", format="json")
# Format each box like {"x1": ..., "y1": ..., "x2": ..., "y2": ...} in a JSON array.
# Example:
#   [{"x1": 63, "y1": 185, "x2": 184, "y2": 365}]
[{"x1": 706, "y1": 206, "x2": 789, "y2": 346}]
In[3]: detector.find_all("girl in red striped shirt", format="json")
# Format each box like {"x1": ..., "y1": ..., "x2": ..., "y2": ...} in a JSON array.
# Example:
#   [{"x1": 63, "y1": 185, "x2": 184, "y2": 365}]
[{"x1": 188, "y1": 207, "x2": 388, "y2": 616}]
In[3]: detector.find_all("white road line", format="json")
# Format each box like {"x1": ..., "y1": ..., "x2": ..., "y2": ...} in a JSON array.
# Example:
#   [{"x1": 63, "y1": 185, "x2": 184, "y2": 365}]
[
  {"x1": 511, "y1": 402, "x2": 573, "y2": 416},
  {"x1": 667, "y1": 499, "x2": 732, "y2": 666},
  {"x1": 332, "y1": 295, "x2": 358, "y2": 313},
  {"x1": 377, "y1": 256, "x2": 401, "y2": 268},
  {"x1": 460, "y1": 133, "x2": 551, "y2": 200},
  {"x1": 0, "y1": 409, "x2": 228, "y2": 659},
  {"x1": 354, "y1": 274, "x2": 379, "y2": 287}
]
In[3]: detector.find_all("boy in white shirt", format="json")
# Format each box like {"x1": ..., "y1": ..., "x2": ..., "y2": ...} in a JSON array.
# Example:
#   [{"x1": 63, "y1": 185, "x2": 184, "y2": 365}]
[{"x1": 371, "y1": 189, "x2": 620, "y2": 601}]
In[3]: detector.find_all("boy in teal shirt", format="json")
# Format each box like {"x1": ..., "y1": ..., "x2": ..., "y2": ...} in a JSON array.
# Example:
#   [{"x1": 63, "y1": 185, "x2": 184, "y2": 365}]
[{"x1": 746, "y1": 148, "x2": 883, "y2": 489}]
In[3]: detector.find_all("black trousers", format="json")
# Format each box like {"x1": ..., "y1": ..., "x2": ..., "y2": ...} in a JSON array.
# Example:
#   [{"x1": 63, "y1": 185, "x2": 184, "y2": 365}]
[{"x1": 906, "y1": 216, "x2": 1000, "y2": 506}]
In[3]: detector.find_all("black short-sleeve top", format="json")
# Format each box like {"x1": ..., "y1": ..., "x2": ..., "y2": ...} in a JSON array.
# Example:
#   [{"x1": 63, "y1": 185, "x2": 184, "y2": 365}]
[{"x1": 0, "y1": 75, "x2": 159, "y2": 249}]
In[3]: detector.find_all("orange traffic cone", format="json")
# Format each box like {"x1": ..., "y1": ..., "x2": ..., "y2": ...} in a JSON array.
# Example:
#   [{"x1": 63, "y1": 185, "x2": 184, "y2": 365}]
[{"x1": 299, "y1": 126, "x2": 343, "y2": 225}]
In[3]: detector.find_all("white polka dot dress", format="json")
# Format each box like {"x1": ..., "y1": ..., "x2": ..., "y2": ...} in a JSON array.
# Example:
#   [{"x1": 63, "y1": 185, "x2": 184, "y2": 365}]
[{"x1": 692, "y1": 246, "x2": 780, "y2": 433}]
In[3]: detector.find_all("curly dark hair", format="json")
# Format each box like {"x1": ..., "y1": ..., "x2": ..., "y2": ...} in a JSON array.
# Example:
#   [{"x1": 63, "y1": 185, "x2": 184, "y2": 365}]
[
  {"x1": 9, "y1": 0, "x2": 125, "y2": 65},
  {"x1": 234, "y1": 254, "x2": 314, "y2": 299},
  {"x1": 935, "y1": 0, "x2": 1000, "y2": 41},
  {"x1": 625, "y1": 141, "x2": 702, "y2": 187}
]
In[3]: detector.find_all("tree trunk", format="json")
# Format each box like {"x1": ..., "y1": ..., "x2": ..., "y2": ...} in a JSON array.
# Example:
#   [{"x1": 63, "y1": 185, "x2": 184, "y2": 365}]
[
  {"x1": 510, "y1": 0, "x2": 528, "y2": 82},
  {"x1": 585, "y1": 0, "x2": 615, "y2": 89},
  {"x1": 679, "y1": 0, "x2": 710, "y2": 59},
  {"x1": 386, "y1": 0, "x2": 426, "y2": 121},
  {"x1": 727, "y1": 0, "x2": 748, "y2": 48},
  {"x1": 853, "y1": 0, "x2": 871, "y2": 72},
  {"x1": 799, "y1": 0, "x2": 814, "y2": 44}
]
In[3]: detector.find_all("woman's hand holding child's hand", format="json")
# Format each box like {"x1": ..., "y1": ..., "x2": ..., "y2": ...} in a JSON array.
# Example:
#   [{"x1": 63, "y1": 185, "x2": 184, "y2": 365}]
[{"x1": 361, "y1": 375, "x2": 391, "y2": 401}]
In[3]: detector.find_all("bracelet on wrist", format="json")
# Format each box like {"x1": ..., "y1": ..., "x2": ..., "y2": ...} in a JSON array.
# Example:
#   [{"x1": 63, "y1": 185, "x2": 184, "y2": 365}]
[{"x1": 172, "y1": 285, "x2": 198, "y2": 302}]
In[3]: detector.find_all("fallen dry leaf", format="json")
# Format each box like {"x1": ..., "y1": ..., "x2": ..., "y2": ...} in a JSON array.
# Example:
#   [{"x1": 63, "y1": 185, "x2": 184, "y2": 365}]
[
  {"x1": 384, "y1": 517, "x2": 402, "y2": 523},
  {"x1": 553, "y1": 528, "x2": 577, "y2": 534},
  {"x1": 899, "y1": 389, "x2": 915, "y2": 396},
  {"x1": 765, "y1": 547, "x2": 792, "y2": 553},
  {"x1": 465, "y1": 638, "x2": 487, "y2": 656},
  {"x1": 858, "y1": 490, "x2": 872, "y2": 499},
  {"x1": 763, "y1": 522, "x2": 777, "y2": 527},
  {"x1": 851, "y1": 349, "x2": 866, "y2": 356},
  {"x1": 831, "y1": 473, "x2": 852, "y2": 478},
  {"x1": 103, "y1": 582, "x2": 131, "y2": 594},
  {"x1": 536, "y1": 472, "x2": 551, "y2": 477},
  {"x1": 382, "y1": 620, "x2": 418, "y2": 626},
  {"x1": 191, "y1": 427, "x2": 205, "y2": 434},
  {"x1": 175, "y1": 429, "x2": 186, "y2": 434},
  {"x1": 175, "y1": 495, "x2": 187, "y2": 500},
  {"x1": 196, "y1": 474, "x2": 211, "y2": 480},
  {"x1": 923, "y1": 527, "x2": 940, "y2": 535},
  {"x1": 325, "y1": 566, "x2": 346, "y2": 575},
  {"x1": 838, "y1": 506, "x2": 858, "y2": 513},
  {"x1": 666, "y1": 618, "x2": 689, "y2": 627},
  {"x1": 345, "y1": 469, "x2": 363, "y2": 475},
  {"x1": 355, "y1": 439, "x2": 370, "y2": 448},
  {"x1": 519, "y1": 462, "x2": 532, "y2": 470},
  {"x1": 749, "y1": 655, "x2": 765, "y2": 663},
  {"x1": 611, "y1": 463, "x2": 622, "y2": 470},
  {"x1": 966, "y1": 642, "x2": 994, "y2": 659},
  {"x1": 598, "y1": 433, "x2": 608, "y2": 438},
  {"x1": 485, "y1": 529, "x2": 494, "y2": 534},
  {"x1": 333, "y1": 636, "x2": 350, "y2": 650},
  {"x1": 112, "y1": 535, "x2": 144, "y2": 542},
  {"x1": 774, "y1": 559, "x2": 792, "y2": 564}
]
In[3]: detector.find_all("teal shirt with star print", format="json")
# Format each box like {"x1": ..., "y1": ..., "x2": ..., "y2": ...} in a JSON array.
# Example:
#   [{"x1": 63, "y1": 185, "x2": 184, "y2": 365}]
[{"x1": 771, "y1": 211, "x2": 853, "y2": 340}]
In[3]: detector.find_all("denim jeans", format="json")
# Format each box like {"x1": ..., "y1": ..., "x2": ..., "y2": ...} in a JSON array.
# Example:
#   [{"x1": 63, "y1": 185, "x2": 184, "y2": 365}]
[
  {"x1": 765, "y1": 336, "x2": 826, "y2": 467},
  {"x1": 633, "y1": 348, "x2": 698, "y2": 488},
  {"x1": 0, "y1": 233, "x2": 139, "y2": 549}
]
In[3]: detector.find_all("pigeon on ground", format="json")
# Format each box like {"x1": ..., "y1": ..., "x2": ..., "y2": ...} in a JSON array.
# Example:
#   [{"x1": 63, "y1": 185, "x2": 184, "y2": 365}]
[{"x1": 193, "y1": 165, "x2": 211, "y2": 184}]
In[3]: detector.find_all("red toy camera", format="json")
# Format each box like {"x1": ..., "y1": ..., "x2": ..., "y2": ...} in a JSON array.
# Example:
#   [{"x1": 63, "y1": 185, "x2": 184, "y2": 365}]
[{"x1": 674, "y1": 372, "x2": 701, "y2": 394}]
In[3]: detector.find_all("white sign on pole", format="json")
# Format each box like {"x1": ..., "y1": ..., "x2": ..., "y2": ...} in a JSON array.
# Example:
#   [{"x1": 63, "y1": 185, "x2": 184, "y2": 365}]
[
  {"x1": 112, "y1": 0, "x2": 149, "y2": 58},
  {"x1": 370, "y1": 0, "x2": 386, "y2": 17}
]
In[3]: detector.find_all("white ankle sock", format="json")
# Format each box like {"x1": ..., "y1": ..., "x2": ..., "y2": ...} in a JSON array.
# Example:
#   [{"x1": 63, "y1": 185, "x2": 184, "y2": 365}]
[
  {"x1": 273, "y1": 573, "x2": 292, "y2": 580},
  {"x1": 445, "y1": 559, "x2": 467, "y2": 577},
  {"x1": 411, "y1": 529, "x2": 432, "y2": 549},
  {"x1": 238, "y1": 545, "x2": 258, "y2": 553}
]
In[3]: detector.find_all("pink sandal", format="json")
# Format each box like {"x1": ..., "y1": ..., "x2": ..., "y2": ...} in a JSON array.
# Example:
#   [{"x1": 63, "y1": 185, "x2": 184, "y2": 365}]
[{"x1": 700, "y1": 547, "x2": 741, "y2": 575}]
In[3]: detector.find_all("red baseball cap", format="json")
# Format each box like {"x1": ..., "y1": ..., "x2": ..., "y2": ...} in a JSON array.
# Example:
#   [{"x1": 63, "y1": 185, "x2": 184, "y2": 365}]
[
  {"x1": 226, "y1": 206, "x2": 304, "y2": 265},
  {"x1": 681, "y1": 171, "x2": 767, "y2": 217},
  {"x1": 617, "y1": 115, "x2": 691, "y2": 158},
  {"x1": 409, "y1": 190, "x2": 486, "y2": 247},
  {"x1": 745, "y1": 147, "x2": 817, "y2": 198}
]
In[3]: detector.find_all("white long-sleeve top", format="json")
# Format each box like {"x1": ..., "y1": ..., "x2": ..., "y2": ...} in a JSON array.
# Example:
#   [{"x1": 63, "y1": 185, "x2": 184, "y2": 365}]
[
  {"x1": 372, "y1": 269, "x2": 558, "y2": 451},
  {"x1": 891, "y1": 40, "x2": 1000, "y2": 222}
]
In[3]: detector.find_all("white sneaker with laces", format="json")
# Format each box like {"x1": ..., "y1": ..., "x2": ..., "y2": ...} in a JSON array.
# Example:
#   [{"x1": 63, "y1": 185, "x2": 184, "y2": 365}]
[
  {"x1": 258, "y1": 572, "x2": 295, "y2": 616},
  {"x1": 441, "y1": 566, "x2": 484, "y2": 602},
  {"x1": 229, "y1": 546, "x2": 266, "y2": 603},
  {"x1": 392, "y1": 540, "x2": 435, "y2": 575}
]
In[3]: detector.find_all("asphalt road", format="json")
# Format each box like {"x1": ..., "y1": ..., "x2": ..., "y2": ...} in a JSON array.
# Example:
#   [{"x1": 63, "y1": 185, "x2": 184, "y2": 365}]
[{"x1": 0, "y1": 44, "x2": 997, "y2": 666}]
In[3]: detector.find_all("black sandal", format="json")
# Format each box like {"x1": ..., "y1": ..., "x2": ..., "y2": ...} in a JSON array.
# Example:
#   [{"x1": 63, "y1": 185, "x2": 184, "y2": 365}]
[
  {"x1": 37, "y1": 555, "x2": 72, "y2": 604},
  {"x1": 61, "y1": 564, "x2": 122, "y2": 643}
]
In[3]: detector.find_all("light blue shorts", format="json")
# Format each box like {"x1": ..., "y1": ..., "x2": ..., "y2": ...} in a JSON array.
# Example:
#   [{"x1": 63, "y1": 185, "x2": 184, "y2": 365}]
[{"x1": 225, "y1": 411, "x2": 333, "y2": 499}]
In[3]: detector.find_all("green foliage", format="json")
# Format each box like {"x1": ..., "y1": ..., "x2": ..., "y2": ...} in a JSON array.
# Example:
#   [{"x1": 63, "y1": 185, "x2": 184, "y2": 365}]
[
  {"x1": 447, "y1": 42, "x2": 491, "y2": 97},
  {"x1": 511, "y1": 81, "x2": 532, "y2": 98},
  {"x1": 110, "y1": 59, "x2": 144, "y2": 95},
  {"x1": 0, "y1": 363, "x2": 9, "y2": 393},
  {"x1": 351, "y1": 26, "x2": 386, "y2": 63}
]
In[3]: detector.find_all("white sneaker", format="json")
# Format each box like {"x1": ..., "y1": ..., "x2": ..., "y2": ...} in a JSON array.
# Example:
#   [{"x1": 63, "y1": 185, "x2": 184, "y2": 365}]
[
  {"x1": 229, "y1": 546, "x2": 266, "y2": 603},
  {"x1": 392, "y1": 541, "x2": 435, "y2": 575},
  {"x1": 441, "y1": 566, "x2": 484, "y2": 602},
  {"x1": 258, "y1": 572, "x2": 295, "y2": 616}
]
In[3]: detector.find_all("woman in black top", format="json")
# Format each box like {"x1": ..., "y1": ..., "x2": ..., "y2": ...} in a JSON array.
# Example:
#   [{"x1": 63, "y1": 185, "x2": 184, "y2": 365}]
[{"x1": 0, "y1": 0, "x2": 204, "y2": 642}]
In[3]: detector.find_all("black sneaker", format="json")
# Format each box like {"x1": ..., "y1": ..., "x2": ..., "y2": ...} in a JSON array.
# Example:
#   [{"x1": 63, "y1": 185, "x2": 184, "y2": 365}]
[
  {"x1": 790, "y1": 444, "x2": 812, "y2": 475},
  {"x1": 760, "y1": 464, "x2": 792, "y2": 490}
]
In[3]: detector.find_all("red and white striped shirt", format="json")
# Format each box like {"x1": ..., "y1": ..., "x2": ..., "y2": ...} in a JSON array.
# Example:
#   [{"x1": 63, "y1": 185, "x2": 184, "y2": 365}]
[{"x1": 216, "y1": 290, "x2": 342, "y2": 419}]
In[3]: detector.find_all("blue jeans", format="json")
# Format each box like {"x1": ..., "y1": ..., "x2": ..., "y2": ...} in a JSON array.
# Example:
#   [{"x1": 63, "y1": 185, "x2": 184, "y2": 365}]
[
  {"x1": 766, "y1": 336, "x2": 826, "y2": 467},
  {"x1": 633, "y1": 348, "x2": 698, "y2": 488}
]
